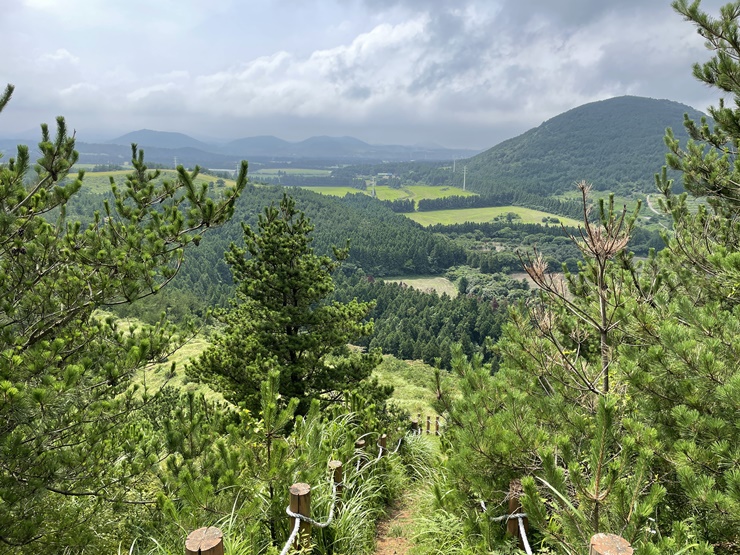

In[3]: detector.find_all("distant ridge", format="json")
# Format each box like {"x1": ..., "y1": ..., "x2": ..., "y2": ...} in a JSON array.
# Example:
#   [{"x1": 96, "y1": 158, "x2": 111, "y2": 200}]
[
  {"x1": 463, "y1": 95, "x2": 708, "y2": 195},
  {"x1": 106, "y1": 129, "x2": 215, "y2": 151},
  {"x1": 97, "y1": 130, "x2": 479, "y2": 163}
]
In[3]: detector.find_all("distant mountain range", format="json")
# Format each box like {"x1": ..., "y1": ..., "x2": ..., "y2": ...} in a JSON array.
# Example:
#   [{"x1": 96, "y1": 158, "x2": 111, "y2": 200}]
[
  {"x1": 0, "y1": 130, "x2": 479, "y2": 167},
  {"x1": 0, "y1": 96, "x2": 709, "y2": 190},
  {"x1": 90, "y1": 131, "x2": 479, "y2": 166}
]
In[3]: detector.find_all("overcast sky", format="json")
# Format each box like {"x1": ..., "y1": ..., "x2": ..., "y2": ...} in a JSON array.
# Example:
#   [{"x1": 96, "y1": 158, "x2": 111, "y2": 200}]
[{"x1": 0, "y1": 0, "x2": 728, "y2": 149}]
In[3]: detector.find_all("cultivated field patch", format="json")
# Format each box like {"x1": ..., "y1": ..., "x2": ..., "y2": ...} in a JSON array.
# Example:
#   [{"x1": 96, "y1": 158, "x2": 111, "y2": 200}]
[
  {"x1": 77, "y1": 169, "x2": 238, "y2": 194},
  {"x1": 406, "y1": 206, "x2": 581, "y2": 227},
  {"x1": 382, "y1": 276, "x2": 458, "y2": 298}
]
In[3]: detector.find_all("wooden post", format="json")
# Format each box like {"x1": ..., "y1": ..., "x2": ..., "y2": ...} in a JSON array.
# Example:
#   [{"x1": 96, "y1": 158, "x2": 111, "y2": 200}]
[
  {"x1": 589, "y1": 533, "x2": 633, "y2": 555},
  {"x1": 289, "y1": 482, "x2": 311, "y2": 551},
  {"x1": 435, "y1": 416, "x2": 440, "y2": 436},
  {"x1": 379, "y1": 433, "x2": 387, "y2": 457},
  {"x1": 506, "y1": 479, "x2": 528, "y2": 550},
  {"x1": 328, "y1": 460, "x2": 343, "y2": 497},
  {"x1": 355, "y1": 438, "x2": 366, "y2": 470},
  {"x1": 411, "y1": 417, "x2": 419, "y2": 434},
  {"x1": 185, "y1": 526, "x2": 224, "y2": 555},
  {"x1": 426, "y1": 415, "x2": 431, "y2": 434}
]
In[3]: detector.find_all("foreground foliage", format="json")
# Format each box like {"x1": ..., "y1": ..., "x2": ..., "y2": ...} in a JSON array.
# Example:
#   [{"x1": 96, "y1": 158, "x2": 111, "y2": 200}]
[
  {"x1": 0, "y1": 83, "x2": 247, "y2": 550},
  {"x1": 434, "y1": 2, "x2": 740, "y2": 553},
  {"x1": 143, "y1": 371, "x2": 408, "y2": 555}
]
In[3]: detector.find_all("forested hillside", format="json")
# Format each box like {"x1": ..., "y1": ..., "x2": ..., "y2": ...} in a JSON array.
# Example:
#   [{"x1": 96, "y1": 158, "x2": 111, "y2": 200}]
[
  {"x1": 106, "y1": 185, "x2": 466, "y2": 320},
  {"x1": 332, "y1": 96, "x2": 707, "y2": 199},
  {"x1": 462, "y1": 96, "x2": 707, "y2": 195},
  {"x1": 330, "y1": 273, "x2": 509, "y2": 370}
]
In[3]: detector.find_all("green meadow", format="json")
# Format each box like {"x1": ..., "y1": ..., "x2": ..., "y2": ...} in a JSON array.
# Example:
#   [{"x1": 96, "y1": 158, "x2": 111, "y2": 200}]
[
  {"x1": 382, "y1": 276, "x2": 458, "y2": 298},
  {"x1": 252, "y1": 168, "x2": 332, "y2": 176},
  {"x1": 301, "y1": 184, "x2": 475, "y2": 202},
  {"x1": 406, "y1": 206, "x2": 582, "y2": 227},
  {"x1": 77, "y1": 169, "x2": 238, "y2": 194},
  {"x1": 372, "y1": 356, "x2": 452, "y2": 417}
]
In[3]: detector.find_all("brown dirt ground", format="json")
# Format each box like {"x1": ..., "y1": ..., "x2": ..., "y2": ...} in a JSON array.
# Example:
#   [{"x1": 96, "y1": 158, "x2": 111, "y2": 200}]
[{"x1": 374, "y1": 493, "x2": 413, "y2": 555}]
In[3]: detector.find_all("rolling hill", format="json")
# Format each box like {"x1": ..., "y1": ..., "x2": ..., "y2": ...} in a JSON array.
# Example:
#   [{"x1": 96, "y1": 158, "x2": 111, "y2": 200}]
[
  {"x1": 462, "y1": 96, "x2": 708, "y2": 195},
  {"x1": 106, "y1": 129, "x2": 214, "y2": 151}
]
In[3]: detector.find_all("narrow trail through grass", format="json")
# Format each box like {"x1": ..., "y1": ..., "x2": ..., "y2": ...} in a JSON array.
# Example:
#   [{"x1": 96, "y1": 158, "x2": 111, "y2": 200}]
[
  {"x1": 371, "y1": 357, "x2": 452, "y2": 555},
  {"x1": 375, "y1": 490, "x2": 415, "y2": 555}
]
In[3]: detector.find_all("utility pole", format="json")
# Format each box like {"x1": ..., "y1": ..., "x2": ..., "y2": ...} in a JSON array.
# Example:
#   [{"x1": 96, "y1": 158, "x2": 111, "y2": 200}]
[
  {"x1": 463, "y1": 165, "x2": 467, "y2": 191},
  {"x1": 174, "y1": 156, "x2": 178, "y2": 168},
  {"x1": 453, "y1": 158, "x2": 456, "y2": 173}
]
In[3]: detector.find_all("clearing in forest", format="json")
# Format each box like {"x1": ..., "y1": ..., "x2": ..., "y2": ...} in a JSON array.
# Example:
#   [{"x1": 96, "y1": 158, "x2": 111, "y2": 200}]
[
  {"x1": 406, "y1": 205, "x2": 581, "y2": 227},
  {"x1": 382, "y1": 276, "x2": 458, "y2": 298}
]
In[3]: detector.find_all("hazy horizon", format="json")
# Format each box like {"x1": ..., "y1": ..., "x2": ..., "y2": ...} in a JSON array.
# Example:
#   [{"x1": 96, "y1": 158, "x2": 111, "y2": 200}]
[{"x1": 1, "y1": 0, "x2": 727, "y2": 149}]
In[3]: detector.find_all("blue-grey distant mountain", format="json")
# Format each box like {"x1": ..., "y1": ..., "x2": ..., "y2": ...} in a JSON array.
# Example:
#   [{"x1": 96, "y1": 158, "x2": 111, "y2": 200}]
[
  {"x1": 106, "y1": 129, "x2": 214, "y2": 151},
  {"x1": 99, "y1": 130, "x2": 479, "y2": 163},
  {"x1": 461, "y1": 95, "x2": 708, "y2": 195},
  {"x1": 222, "y1": 135, "x2": 292, "y2": 156}
]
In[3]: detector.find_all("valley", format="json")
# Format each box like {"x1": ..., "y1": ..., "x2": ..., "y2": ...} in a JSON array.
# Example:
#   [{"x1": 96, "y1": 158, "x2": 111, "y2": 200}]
[{"x1": 4, "y1": 41, "x2": 737, "y2": 553}]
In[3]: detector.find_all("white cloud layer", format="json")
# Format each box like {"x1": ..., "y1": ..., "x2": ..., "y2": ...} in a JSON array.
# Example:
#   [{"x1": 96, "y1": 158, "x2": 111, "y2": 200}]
[{"x1": 0, "y1": 0, "x2": 730, "y2": 148}]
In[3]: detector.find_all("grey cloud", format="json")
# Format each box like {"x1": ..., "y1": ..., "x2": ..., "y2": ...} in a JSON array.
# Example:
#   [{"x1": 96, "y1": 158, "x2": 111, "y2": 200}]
[{"x1": 0, "y1": 0, "x2": 733, "y2": 149}]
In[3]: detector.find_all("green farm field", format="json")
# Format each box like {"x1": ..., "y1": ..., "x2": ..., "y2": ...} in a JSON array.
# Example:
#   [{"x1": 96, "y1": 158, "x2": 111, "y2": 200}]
[
  {"x1": 300, "y1": 186, "x2": 360, "y2": 197},
  {"x1": 406, "y1": 206, "x2": 581, "y2": 227},
  {"x1": 78, "y1": 169, "x2": 238, "y2": 194},
  {"x1": 252, "y1": 168, "x2": 331, "y2": 176},
  {"x1": 301, "y1": 184, "x2": 475, "y2": 202},
  {"x1": 382, "y1": 276, "x2": 458, "y2": 298}
]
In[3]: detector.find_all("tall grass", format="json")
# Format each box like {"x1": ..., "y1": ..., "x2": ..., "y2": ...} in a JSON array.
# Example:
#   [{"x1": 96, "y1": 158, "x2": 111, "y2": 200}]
[
  {"x1": 410, "y1": 475, "x2": 519, "y2": 555},
  {"x1": 136, "y1": 401, "x2": 414, "y2": 555}
]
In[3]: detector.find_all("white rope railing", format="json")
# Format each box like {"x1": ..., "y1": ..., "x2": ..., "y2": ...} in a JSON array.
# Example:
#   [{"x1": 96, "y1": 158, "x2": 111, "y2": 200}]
[
  {"x1": 490, "y1": 512, "x2": 527, "y2": 522},
  {"x1": 285, "y1": 476, "x2": 339, "y2": 529},
  {"x1": 480, "y1": 497, "x2": 532, "y2": 555},
  {"x1": 278, "y1": 517, "x2": 302, "y2": 555},
  {"x1": 518, "y1": 515, "x2": 532, "y2": 555}
]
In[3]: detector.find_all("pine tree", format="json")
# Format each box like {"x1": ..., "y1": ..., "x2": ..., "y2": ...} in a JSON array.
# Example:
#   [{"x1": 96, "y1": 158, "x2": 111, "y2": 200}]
[
  {"x1": 0, "y1": 84, "x2": 246, "y2": 550},
  {"x1": 440, "y1": 2, "x2": 740, "y2": 551},
  {"x1": 189, "y1": 193, "x2": 381, "y2": 414},
  {"x1": 617, "y1": 1, "x2": 740, "y2": 547}
]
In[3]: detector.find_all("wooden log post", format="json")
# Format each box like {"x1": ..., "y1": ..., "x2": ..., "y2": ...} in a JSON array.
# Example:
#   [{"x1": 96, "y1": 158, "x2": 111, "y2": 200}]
[
  {"x1": 328, "y1": 460, "x2": 343, "y2": 497},
  {"x1": 411, "y1": 417, "x2": 419, "y2": 434},
  {"x1": 185, "y1": 526, "x2": 224, "y2": 555},
  {"x1": 426, "y1": 415, "x2": 431, "y2": 434},
  {"x1": 589, "y1": 533, "x2": 633, "y2": 555},
  {"x1": 379, "y1": 433, "x2": 387, "y2": 457},
  {"x1": 289, "y1": 482, "x2": 311, "y2": 551},
  {"x1": 506, "y1": 479, "x2": 528, "y2": 551},
  {"x1": 355, "y1": 438, "x2": 366, "y2": 469},
  {"x1": 435, "y1": 416, "x2": 440, "y2": 436}
]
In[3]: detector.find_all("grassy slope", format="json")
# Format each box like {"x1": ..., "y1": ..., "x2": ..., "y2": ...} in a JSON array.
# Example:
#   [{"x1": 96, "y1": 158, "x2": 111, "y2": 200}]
[
  {"x1": 373, "y1": 356, "x2": 449, "y2": 418},
  {"x1": 120, "y1": 314, "x2": 447, "y2": 418}
]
